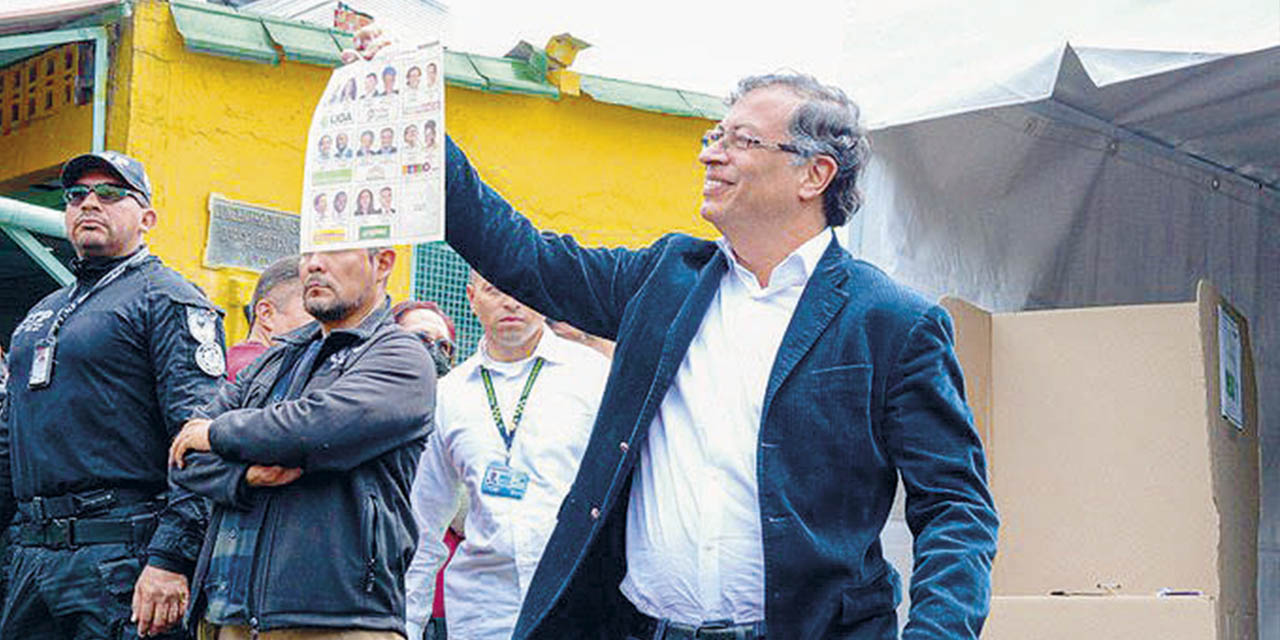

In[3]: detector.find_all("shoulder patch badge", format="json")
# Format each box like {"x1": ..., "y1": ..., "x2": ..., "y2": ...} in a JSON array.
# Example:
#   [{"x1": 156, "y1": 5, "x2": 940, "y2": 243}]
[
  {"x1": 186, "y1": 306, "x2": 218, "y2": 345},
  {"x1": 195, "y1": 342, "x2": 226, "y2": 377}
]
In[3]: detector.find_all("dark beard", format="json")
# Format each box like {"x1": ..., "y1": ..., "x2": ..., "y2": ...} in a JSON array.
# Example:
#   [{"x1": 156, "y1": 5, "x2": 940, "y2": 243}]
[{"x1": 305, "y1": 297, "x2": 359, "y2": 324}]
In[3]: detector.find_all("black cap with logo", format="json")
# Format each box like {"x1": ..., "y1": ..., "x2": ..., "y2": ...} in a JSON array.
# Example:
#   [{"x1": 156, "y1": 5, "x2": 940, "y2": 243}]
[{"x1": 60, "y1": 151, "x2": 154, "y2": 206}]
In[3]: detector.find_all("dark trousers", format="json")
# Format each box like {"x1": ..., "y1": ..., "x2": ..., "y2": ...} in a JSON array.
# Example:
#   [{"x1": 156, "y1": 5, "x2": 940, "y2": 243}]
[{"x1": 0, "y1": 512, "x2": 188, "y2": 639}]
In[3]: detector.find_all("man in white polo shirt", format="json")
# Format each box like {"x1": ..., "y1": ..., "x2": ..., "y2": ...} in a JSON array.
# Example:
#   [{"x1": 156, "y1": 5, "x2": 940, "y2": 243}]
[{"x1": 405, "y1": 271, "x2": 609, "y2": 640}]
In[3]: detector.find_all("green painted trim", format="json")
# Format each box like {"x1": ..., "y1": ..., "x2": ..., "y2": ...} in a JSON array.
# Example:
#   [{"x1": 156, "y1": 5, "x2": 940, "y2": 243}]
[
  {"x1": 0, "y1": 46, "x2": 45, "y2": 69},
  {"x1": 330, "y1": 30, "x2": 355, "y2": 54},
  {"x1": 677, "y1": 89, "x2": 729, "y2": 120},
  {"x1": 580, "y1": 74, "x2": 701, "y2": 118},
  {"x1": 465, "y1": 54, "x2": 558, "y2": 98},
  {"x1": 579, "y1": 73, "x2": 727, "y2": 119},
  {"x1": 0, "y1": 196, "x2": 66, "y2": 238},
  {"x1": 261, "y1": 16, "x2": 342, "y2": 67},
  {"x1": 169, "y1": 0, "x2": 278, "y2": 64},
  {"x1": 0, "y1": 25, "x2": 111, "y2": 149},
  {"x1": 91, "y1": 27, "x2": 107, "y2": 151},
  {"x1": 157, "y1": 2, "x2": 721, "y2": 117},
  {"x1": 0, "y1": 224, "x2": 73, "y2": 286},
  {"x1": 59, "y1": 1, "x2": 130, "y2": 30},
  {"x1": 0, "y1": 26, "x2": 103, "y2": 50},
  {"x1": 443, "y1": 50, "x2": 486, "y2": 90}
]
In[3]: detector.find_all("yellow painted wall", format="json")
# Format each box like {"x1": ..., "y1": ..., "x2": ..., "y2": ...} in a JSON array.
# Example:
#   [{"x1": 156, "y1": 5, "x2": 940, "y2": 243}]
[
  {"x1": 121, "y1": 0, "x2": 349, "y2": 341},
  {"x1": 0, "y1": 103, "x2": 94, "y2": 183},
  {"x1": 2, "y1": 0, "x2": 717, "y2": 343},
  {"x1": 444, "y1": 88, "x2": 716, "y2": 248}
]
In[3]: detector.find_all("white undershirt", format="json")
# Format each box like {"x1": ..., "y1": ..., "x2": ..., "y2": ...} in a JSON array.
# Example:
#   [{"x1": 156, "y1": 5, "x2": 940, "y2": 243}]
[{"x1": 621, "y1": 228, "x2": 832, "y2": 625}]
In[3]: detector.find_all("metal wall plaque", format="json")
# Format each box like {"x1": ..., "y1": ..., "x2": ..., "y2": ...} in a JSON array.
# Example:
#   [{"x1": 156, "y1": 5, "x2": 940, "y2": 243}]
[{"x1": 203, "y1": 193, "x2": 299, "y2": 272}]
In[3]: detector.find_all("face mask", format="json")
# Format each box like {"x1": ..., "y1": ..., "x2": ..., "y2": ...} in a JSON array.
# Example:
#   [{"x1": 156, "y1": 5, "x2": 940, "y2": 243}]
[{"x1": 417, "y1": 334, "x2": 455, "y2": 378}]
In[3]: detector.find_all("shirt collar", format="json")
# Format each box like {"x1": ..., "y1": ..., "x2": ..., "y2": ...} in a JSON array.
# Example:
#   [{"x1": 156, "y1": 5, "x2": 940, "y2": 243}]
[
  {"x1": 716, "y1": 227, "x2": 833, "y2": 294},
  {"x1": 461, "y1": 323, "x2": 568, "y2": 380}
]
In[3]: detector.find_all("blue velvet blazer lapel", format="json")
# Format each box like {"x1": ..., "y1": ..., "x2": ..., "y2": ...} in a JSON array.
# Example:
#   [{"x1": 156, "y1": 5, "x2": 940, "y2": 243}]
[
  {"x1": 644, "y1": 249, "x2": 728, "y2": 420},
  {"x1": 762, "y1": 238, "x2": 852, "y2": 420}
]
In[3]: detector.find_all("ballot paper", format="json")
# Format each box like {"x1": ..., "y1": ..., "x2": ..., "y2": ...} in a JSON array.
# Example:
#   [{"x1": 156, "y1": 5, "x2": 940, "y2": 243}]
[
  {"x1": 301, "y1": 42, "x2": 444, "y2": 251},
  {"x1": 1218, "y1": 305, "x2": 1244, "y2": 430}
]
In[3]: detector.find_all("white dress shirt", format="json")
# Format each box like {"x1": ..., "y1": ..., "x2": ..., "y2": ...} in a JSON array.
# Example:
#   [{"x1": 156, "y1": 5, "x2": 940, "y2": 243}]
[
  {"x1": 621, "y1": 228, "x2": 832, "y2": 625},
  {"x1": 406, "y1": 327, "x2": 610, "y2": 640}
]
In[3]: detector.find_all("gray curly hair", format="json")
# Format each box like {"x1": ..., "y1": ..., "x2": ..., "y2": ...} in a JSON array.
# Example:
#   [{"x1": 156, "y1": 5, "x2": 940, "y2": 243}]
[{"x1": 730, "y1": 73, "x2": 870, "y2": 226}]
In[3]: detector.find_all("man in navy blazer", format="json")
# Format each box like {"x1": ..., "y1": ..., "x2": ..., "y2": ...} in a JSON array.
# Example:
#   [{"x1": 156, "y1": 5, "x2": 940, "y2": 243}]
[{"x1": 441, "y1": 73, "x2": 998, "y2": 639}]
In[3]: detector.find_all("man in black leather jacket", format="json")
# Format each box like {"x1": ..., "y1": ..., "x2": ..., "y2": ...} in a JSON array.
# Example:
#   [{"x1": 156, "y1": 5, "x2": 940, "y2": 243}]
[
  {"x1": 1, "y1": 151, "x2": 220, "y2": 639},
  {"x1": 169, "y1": 247, "x2": 435, "y2": 639}
]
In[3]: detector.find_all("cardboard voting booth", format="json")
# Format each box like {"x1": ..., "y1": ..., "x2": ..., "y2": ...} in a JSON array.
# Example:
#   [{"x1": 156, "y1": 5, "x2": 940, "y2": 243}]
[
  {"x1": 983, "y1": 596, "x2": 1218, "y2": 639},
  {"x1": 942, "y1": 281, "x2": 1259, "y2": 639}
]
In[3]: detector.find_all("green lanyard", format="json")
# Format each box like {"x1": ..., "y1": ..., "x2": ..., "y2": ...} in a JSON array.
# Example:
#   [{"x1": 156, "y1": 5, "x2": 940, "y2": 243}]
[{"x1": 478, "y1": 357, "x2": 545, "y2": 459}]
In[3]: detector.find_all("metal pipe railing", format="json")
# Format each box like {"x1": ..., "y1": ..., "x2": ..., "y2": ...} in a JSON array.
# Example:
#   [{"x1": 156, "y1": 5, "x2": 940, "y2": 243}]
[{"x1": 0, "y1": 196, "x2": 66, "y2": 239}]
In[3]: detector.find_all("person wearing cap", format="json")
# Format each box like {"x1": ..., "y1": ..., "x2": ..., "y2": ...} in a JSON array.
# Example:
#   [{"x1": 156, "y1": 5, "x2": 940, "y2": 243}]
[
  {"x1": 404, "y1": 271, "x2": 609, "y2": 640},
  {"x1": 0, "y1": 151, "x2": 226, "y2": 638}
]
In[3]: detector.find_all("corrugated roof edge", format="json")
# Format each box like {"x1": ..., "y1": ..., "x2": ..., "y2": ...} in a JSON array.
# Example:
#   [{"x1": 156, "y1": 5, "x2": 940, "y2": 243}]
[
  {"x1": 579, "y1": 71, "x2": 727, "y2": 119},
  {"x1": 163, "y1": 4, "x2": 724, "y2": 119},
  {"x1": 458, "y1": 52, "x2": 558, "y2": 98},
  {"x1": 259, "y1": 15, "x2": 343, "y2": 66},
  {"x1": 170, "y1": 0, "x2": 278, "y2": 64}
]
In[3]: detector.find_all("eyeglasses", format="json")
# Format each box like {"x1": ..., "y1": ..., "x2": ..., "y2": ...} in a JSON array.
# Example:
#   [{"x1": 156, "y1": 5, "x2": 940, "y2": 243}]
[
  {"x1": 700, "y1": 128, "x2": 803, "y2": 155},
  {"x1": 63, "y1": 183, "x2": 143, "y2": 206}
]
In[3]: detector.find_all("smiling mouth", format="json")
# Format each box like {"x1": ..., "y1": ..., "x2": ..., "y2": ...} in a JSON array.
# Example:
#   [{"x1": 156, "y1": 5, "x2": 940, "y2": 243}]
[{"x1": 703, "y1": 177, "x2": 732, "y2": 195}]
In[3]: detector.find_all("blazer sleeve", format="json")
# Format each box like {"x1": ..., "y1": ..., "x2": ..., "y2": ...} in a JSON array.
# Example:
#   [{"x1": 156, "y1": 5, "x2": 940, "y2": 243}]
[
  {"x1": 881, "y1": 304, "x2": 999, "y2": 639},
  {"x1": 444, "y1": 136, "x2": 659, "y2": 340}
]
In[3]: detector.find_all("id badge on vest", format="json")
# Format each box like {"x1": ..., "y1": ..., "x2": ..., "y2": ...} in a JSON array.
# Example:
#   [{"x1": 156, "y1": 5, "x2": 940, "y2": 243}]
[
  {"x1": 481, "y1": 461, "x2": 530, "y2": 499},
  {"x1": 28, "y1": 337, "x2": 55, "y2": 389}
]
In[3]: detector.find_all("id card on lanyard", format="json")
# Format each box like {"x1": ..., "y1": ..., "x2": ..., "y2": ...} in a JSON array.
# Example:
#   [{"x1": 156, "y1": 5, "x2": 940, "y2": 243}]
[
  {"x1": 478, "y1": 357, "x2": 545, "y2": 500},
  {"x1": 28, "y1": 248, "x2": 150, "y2": 389}
]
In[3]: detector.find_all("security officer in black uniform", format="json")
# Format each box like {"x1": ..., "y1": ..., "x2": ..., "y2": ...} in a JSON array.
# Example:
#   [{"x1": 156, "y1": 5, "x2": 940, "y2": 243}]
[{"x1": 0, "y1": 151, "x2": 224, "y2": 639}]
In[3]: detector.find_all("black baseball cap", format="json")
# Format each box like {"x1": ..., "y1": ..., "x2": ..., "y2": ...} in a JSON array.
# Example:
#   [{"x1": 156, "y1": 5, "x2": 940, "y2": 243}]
[{"x1": 60, "y1": 151, "x2": 153, "y2": 206}]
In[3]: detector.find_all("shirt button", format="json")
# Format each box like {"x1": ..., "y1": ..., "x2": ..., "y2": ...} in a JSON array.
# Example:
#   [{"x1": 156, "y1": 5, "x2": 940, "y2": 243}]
[
  {"x1": 618, "y1": 441, "x2": 629, "y2": 453},
  {"x1": 589, "y1": 507, "x2": 600, "y2": 520}
]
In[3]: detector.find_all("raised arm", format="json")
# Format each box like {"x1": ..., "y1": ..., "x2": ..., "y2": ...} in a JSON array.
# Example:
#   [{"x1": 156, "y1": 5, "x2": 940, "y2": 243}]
[{"x1": 444, "y1": 136, "x2": 663, "y2": 340}]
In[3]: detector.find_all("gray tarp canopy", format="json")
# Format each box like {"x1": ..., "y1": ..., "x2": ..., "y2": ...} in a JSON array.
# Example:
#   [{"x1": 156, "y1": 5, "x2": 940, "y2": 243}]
[{"x1": 857, "y1": 42, "x2": 1279, "y2": 636}]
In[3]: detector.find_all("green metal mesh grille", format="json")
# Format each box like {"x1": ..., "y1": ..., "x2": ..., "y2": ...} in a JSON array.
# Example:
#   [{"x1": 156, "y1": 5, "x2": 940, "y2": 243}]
[{"x1": 411, "y1": 241, "x2": 482, "y2": 360}]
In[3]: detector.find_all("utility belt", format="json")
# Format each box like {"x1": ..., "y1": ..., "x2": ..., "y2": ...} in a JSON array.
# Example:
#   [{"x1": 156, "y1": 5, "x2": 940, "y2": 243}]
[{"x1": 15, "y1": 487, "x2": 162, "y2": 549}]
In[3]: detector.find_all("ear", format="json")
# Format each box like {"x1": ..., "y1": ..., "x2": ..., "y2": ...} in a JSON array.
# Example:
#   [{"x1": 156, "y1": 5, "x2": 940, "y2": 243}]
[
  {"x1": 373, "y1": 248, "x2": 396, "y2": 286},
  {"x1": 797, "y1": 155, "x2": 838, "y2": 204},
  {"x1": 254, "y1": 299, "x2": 275, "y2": 330},
  {"x1": 139, "y1": 208, "x2": 158, "y2": 234}
]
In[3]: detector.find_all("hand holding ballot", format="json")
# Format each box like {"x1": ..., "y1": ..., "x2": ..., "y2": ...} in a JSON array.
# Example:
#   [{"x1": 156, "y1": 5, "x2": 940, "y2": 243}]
[{"x1": 303, "y1": 23, "x2": 442, "y2": 251}]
